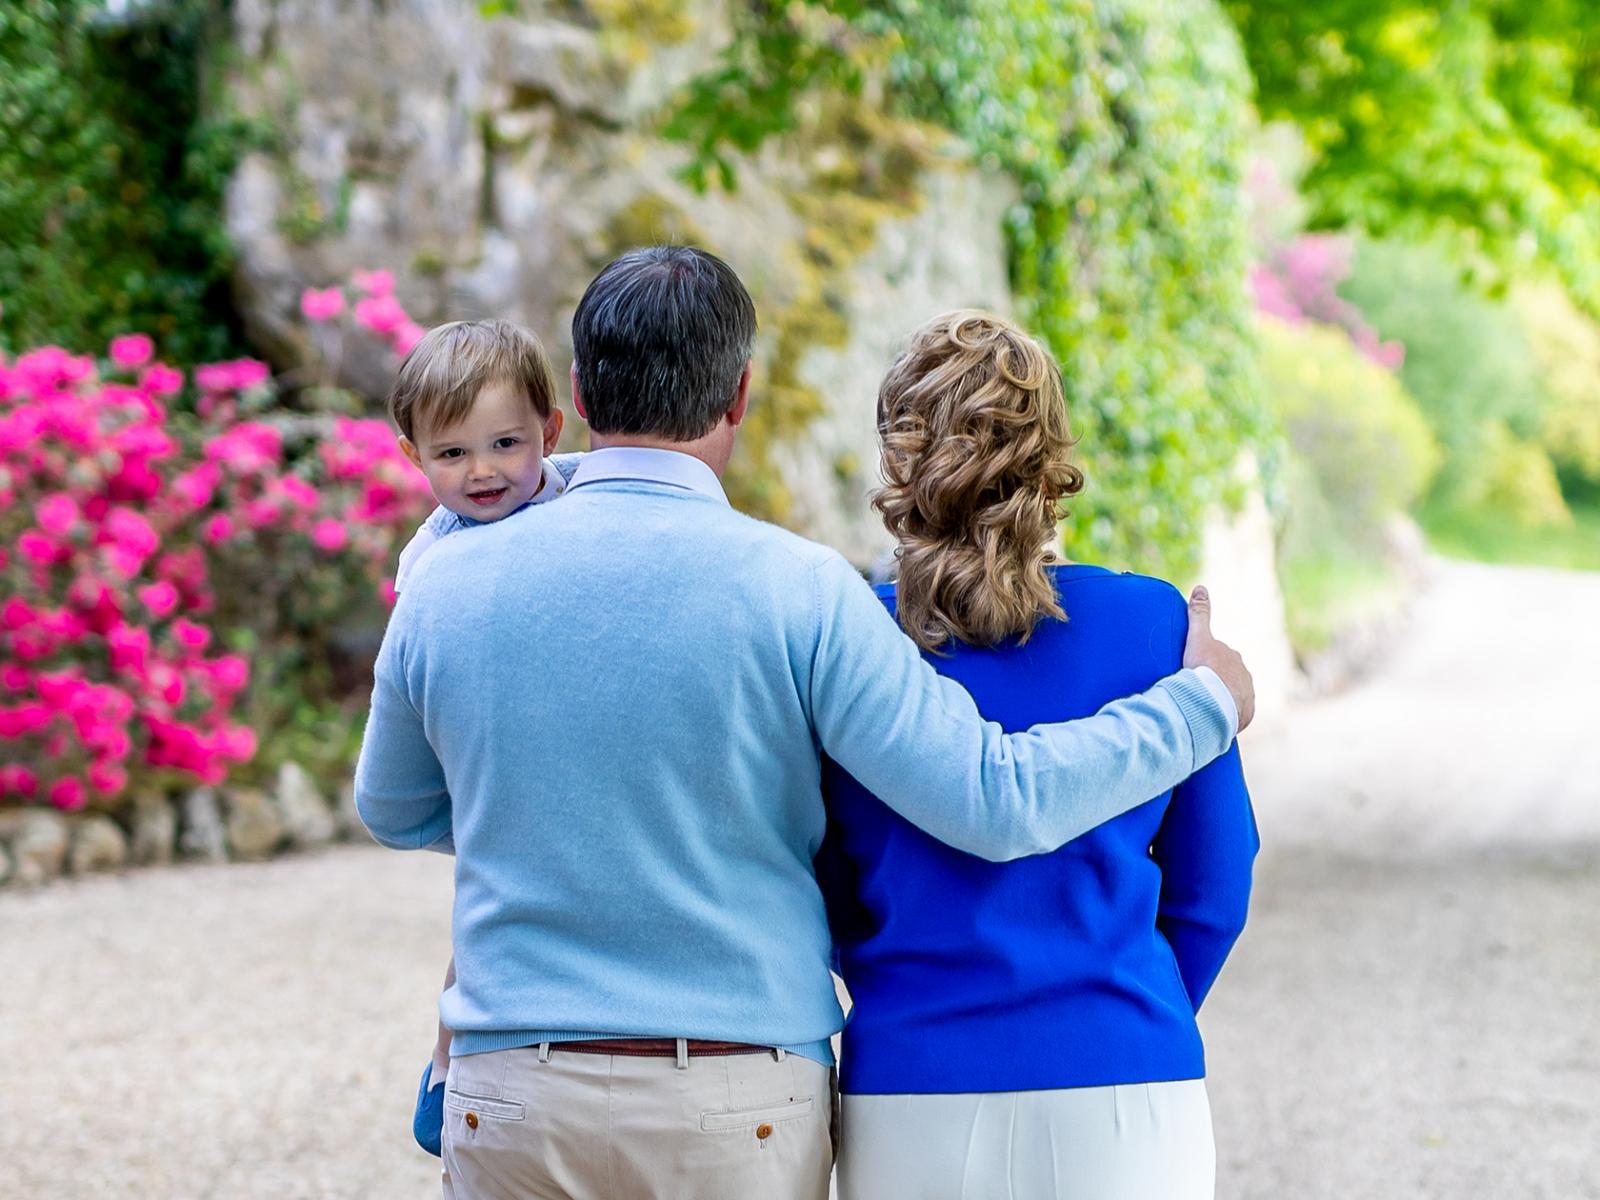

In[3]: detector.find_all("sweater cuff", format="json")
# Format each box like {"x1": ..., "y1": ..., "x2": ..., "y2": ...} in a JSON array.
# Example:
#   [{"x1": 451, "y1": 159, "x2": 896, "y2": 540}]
[
  {"x1": 1191, "y1": 665, "x2": 1239, "y2": 740},
  {"x1": 1158, "y1": 668, "x2": 1236, "y2": 771}
]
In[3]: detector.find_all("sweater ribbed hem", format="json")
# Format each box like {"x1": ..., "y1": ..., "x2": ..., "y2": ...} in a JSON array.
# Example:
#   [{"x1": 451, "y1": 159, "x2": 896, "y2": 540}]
[
  {"x1": 1157, "y1": 668, "x2": 1229, "y2": 770},
  {"x1": 452, "y1": 1029, "x2": 835, "y2": 1066}
]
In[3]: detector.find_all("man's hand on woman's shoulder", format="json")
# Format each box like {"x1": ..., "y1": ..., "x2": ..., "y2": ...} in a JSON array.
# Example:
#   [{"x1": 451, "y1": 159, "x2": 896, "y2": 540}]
[{"x1": 1182, "y1": 586, "x2": 1255, "y2": 733}]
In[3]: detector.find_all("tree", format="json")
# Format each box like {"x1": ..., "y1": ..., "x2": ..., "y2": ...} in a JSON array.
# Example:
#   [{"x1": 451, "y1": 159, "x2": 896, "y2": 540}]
[{"x1": 1226, "y1": 0, "x2": 1600, "y2": 314}]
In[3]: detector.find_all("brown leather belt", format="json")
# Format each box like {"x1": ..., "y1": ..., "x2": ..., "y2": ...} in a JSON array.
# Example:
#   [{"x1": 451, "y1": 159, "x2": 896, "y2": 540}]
[{"x1": 551, "y1": 1037, "x2": 770, "y2": 1058}]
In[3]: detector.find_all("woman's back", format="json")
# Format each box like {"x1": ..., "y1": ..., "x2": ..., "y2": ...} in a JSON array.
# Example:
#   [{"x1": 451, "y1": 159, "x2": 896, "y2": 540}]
[{"x1": 822, "y1": 564, "x2": 1257, "y2": 1096}]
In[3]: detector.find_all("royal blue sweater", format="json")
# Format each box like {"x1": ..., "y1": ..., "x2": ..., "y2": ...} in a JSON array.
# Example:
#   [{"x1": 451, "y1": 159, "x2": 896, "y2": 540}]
[{"x1": 820, "y1": 565, "x2": 1259, "y2": 1094}]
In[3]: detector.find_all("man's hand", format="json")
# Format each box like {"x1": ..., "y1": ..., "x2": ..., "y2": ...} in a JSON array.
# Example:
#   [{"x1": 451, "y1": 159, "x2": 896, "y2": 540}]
[{"x1": 1182, "y1": 586, "x2": 1255, "y2": 733}]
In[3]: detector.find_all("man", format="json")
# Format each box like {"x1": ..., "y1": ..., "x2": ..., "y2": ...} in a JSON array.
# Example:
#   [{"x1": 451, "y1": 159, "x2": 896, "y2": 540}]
[{"x1": 356, "y1": 246, "x2": 1254, "y2": 1200}]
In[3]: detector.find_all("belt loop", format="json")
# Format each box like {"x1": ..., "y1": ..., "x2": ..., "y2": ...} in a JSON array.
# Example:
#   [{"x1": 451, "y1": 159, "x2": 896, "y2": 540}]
[
  {"x1": 772, "y1": 1047, "x2": 787, "y2": 1062},
  {"x1": 675, "y1": 1038, "x2": 689, "y2": 1070},
  {"x1": 537, "y1": 1042, "x2": 552, "y2": 1064}
]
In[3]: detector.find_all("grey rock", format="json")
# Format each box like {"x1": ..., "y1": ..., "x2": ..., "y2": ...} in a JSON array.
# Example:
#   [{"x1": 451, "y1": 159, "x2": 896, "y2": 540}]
[
  {"x1": 225, "y1": 787, "x2": 285, "y2": 862},
  {"x1": 275, "y1": 762, "x2": 337, "y2": 849},
  {"x1": 179, "y1": 787, "x2": 229, "y2": 863},
  {"x1": 0, "y1": 810, "x2": 69, "y2": 887},
  {"x1": 129, "y1": 792, "x2": 178, "y2": 867},
  {"x1": 69, "y1": 814, "x2": 128, "y2": 875},
  {"x1": 335, "y1": 781, "x2": 371, "y2": 844}
]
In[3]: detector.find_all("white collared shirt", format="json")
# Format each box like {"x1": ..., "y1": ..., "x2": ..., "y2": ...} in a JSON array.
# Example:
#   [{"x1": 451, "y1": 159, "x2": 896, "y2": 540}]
[{"x1": 566, "y1": 446, "x2": 728, "y2": 504}]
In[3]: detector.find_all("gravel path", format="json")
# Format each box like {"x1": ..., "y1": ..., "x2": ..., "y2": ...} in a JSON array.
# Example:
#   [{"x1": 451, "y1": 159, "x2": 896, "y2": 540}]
[{"x1": 2, "y1": 558, "x2": 1596, "y2": 1198}]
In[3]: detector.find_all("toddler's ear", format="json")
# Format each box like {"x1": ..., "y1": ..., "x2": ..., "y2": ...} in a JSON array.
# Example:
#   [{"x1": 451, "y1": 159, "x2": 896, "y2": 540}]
[
  {"x1": 398, "y1": 436, "x2": 423, "y2": 471},
  {"x1": 542, "y1": 407, "x2": 564, "y2": 455}
]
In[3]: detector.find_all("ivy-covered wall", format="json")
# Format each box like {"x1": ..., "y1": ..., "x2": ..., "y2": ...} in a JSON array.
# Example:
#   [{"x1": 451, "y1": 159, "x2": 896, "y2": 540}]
[{"x1": 674, "y1": 0, "x2": 1268, "y2": 579}]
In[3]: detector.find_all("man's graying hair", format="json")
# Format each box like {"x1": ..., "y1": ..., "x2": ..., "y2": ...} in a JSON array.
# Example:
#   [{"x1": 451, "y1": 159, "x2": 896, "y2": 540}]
[{"x1": 571, "y1": 246, "x2": 757, "y2": 440}]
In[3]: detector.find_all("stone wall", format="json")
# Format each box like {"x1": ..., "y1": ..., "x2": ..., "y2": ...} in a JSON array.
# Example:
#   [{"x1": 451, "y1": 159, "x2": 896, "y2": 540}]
[{"x1": 222, "y1": 0, "x2": 1013, "y2": 552}]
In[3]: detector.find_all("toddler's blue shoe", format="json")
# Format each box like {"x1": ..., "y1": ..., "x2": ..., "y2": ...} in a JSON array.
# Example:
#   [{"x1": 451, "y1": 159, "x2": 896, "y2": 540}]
[{"x1": 414, "y1": 1062, "x2": 445, "y2": 1157}]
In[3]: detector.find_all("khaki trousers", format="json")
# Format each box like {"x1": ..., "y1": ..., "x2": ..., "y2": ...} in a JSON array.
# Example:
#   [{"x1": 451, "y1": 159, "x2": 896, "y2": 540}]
[{"x1": 440, "y1": 1045, "x2": 835, "y2": 1200}]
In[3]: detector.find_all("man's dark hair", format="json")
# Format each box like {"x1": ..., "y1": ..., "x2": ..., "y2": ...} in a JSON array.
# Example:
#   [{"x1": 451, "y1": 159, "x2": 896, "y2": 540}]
[{"x1": 571, "y1": 245, "x2": 758, "y2": 440}]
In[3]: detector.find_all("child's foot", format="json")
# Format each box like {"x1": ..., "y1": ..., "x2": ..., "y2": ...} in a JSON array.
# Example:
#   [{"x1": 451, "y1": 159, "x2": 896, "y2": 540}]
[{"x1": 413, "y1": 1061, "x2": 446, "y2": 1157}]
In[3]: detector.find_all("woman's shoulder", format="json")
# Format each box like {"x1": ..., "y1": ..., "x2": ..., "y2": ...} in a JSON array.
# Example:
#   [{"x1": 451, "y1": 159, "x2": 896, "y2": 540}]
[{"x1": 1048, "y1": 563, "x2": 1186, "y2": 609}]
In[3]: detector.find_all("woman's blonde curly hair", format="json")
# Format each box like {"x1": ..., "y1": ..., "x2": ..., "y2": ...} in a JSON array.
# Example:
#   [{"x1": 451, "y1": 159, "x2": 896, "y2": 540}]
[{"x1": 874, "y1": 310, "x2": 1085, "y2": 654}]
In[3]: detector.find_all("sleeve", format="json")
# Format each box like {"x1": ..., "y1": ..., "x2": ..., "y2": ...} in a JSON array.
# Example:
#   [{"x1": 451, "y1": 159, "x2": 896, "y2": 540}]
[
  {"x1": 394, "y1": 511, "x2": 453, "y2": 595},
  {"x1": 549, "y1": 452, "x2": 585, "y2": 486},
  {"x1": 1151, "y1": 743, "x2": 1258, "y2": 1010},
  {"x1": 353, "y1": 612, "x2": 455, "y2": 853},
  {"x1": 1150, "y1": 593, "x2": 1258, "y2": 1011},
  {"x1": 806, "y1": 554, "x2": 1235, "y2": 863}
]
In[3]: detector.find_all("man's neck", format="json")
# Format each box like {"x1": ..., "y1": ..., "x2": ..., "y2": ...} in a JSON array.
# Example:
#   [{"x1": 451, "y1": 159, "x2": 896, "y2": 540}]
[{"x1": 587, "y1": 432, "x2": 728, "y2": 478}]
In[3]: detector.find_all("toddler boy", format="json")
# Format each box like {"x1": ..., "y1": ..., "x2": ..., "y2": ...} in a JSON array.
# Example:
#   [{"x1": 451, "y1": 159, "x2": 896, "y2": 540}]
[{"x1": 385, "y1": 318, "x2": 581, "y2": 1154}]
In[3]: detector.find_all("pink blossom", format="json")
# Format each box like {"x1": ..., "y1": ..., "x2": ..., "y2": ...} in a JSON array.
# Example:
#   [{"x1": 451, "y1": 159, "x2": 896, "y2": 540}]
[
  {"x1": 0, "y1": 703, "x2": 53, "y2": 738},
  {"x1": 101, "y1": 544, "x2": 148, "y2": 580},
  {"x1": 109, "y1": 334, "x2": 155, "y2": 369},
  {"x1": 1, "y1": 598, "x2": 36, "y2": 631},
  {"x1": 0, "y1": 764, "x2": 39, "y2": 799},
  {"x1": 311, "y1": 518, "x2": 349, "y2": 551},
  {"x1": 1, "y1": 664, "x2": 31, "y2": 691},
  {"x1": 205, "y1": 655, "x2": 250, "y2": 695},
  {"x1": 171, "y1": 618, "x2": 212, "y2": 653},
  {"x1": 138, "y1": 363, "x2": 185, "y2": 396},
  {"x1": 87, "y1": 760, "x2": 128, "y2": 797},
  {"x1": 203, "y1": 513, "x2": 236, "y2": 544},
  {"x1": 195, "y1": 358, "x2": 271, "y2": 394},
  {"x1": 38, "y1": 608, "x2": 88, "y2": 642},
  {"x1": 301, "y1": 287, "x2": 346, "y2": 321},
  {"x1": 380, "y1": 576, "x2": 398, "y2": 608},
  {"x1": 148, "y1": 663, "x2": 186, "y2": 707},
  {"x1": 106, "y1": 624, "x2": 152, "y2": 674},
  {"x1": 18, "y1": 530, "x2": 65, "y2": 566},
  {"x1": 87, "y1": 726, "x2": 133, "y2": 760},
  {"x1": 277, "y1": 475, "x2": 320, "y2": 511},
  {"x1": 35, "y1": 493, "x2": 82, "y2": 535},
  {"x1": 243, "y1": 497, "x2": 282, "y2": 529},
  {"x1": 171, "y1": 464, "x2": 222, "y2": 510},
  {"x1": 354, "y1": 294, "x2": 408, "y2": 336},
  {"x1": 392, "y1": 321, "x2": 427, "y2": 356},
  {"x1": 352, "y1": 268, "x2": 396, "y2": 296},
  {"x1": 204, "y1": 422, "x2": 284, "y2": 473},
  {"x1": 102, "y1": 506, "x2": 160, "y2": 559},
  {"x1": 48, "y1": 776, "x2": 87, "y2": 812},
  {"x1": 217, "y1": 724, "x2": 259, "y2": 762},
  {"x1": 137, "y1": 581, "x2": 181, "y2": 619}
]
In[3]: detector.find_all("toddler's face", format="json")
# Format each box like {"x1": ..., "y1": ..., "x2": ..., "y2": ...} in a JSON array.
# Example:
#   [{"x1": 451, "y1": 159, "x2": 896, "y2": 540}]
[{"x1": 402, "y1": 380, "x2": 563, "y2": 522}]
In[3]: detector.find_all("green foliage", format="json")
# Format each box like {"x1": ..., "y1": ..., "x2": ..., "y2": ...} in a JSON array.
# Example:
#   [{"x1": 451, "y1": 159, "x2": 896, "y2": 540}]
[
  {"x1": 1261, "y1": 318, "x2": 1440, "y2": 537},
  {"x1": 1511, "y1": 280, "x2": 1600, "y2": 493},
  {"x1": 662, "y1": 1, "x2": 894, "y2": 191},
  {"x1": 1226, "y1": 0, "x2": 1600, "y2": 316},
  {"x1": 1422, "y1": 497, "x2": 1600, "y2": 572},
  {"x1": 668, "y1": 0, "x2": 1269, "y2": 577},
  {"x1": 1340, "y1": 237, "x2": 1568, "y2": 524},
  {"x1": 1261, "y1": 318, "x2": 1438, "y2": 656},
  {"x1": 0, "y1": 0, "x2": 261, "y2": 362}
]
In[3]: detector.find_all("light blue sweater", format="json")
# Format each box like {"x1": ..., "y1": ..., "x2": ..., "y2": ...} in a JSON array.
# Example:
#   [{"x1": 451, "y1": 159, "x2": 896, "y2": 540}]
[{"x1": 354, "y1": 469, "x2": 1235, "y2": 1063}]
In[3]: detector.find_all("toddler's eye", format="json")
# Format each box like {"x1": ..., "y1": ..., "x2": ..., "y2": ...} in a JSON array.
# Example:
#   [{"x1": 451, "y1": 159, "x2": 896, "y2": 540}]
[
  {"x1": 494, "y1": 437, "x2": 522, "y2": 450},
  {"x1": 437, "y1": 448, "x2": 465, "y2": 459}
]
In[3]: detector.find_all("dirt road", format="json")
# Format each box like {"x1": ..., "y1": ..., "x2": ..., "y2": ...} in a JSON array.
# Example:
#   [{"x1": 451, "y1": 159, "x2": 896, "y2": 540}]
[{"x1": 2, "y1": 559, "x2": 1595, "y2": 1198}]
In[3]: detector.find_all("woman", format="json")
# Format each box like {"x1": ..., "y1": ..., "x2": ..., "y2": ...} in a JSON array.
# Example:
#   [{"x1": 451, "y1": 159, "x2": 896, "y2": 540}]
[{"x1": 820, "y1": 311, "x2": 1258, "y2": 1199}]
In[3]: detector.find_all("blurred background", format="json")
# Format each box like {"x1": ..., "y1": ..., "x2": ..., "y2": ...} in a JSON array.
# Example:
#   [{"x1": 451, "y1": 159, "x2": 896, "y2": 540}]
[{"x1": 1, "y1": 1, "x2": 1596, "y2": 1197}]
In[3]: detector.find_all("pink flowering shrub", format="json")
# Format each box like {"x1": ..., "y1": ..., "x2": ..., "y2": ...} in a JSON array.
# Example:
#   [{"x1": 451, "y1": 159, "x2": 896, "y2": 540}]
[
  {"x1": 1245, "y1": 154, "x2": 1404, "y2": 370},
  {"x1": 1250, "y1": 235, "x2": 1405, "y2": 371},
  {"x1": 0, "y1": 277, "x2": 434, "y2": 813}
]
